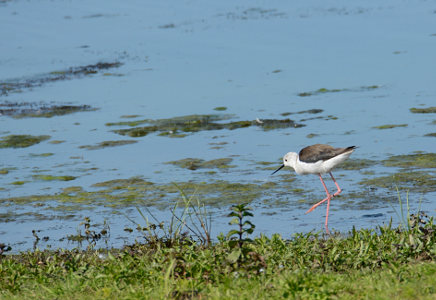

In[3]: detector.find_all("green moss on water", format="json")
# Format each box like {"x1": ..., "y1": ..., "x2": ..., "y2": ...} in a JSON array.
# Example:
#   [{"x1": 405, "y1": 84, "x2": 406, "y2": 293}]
[
  {"x1": 120, "y1": 114, "x2": 141, "y2": 119},
  {"x1": 166, "y1": 158, "x2": 235, "y2": 170},
  {"x1": 410, "y1": 107, "x2": 436, "y2": 114},
  {"x1": 213, "y1": 106, "x2": 227, "y2": 111},
  {"x1": 382, "y1": 153, "x2": 436, "y2": 169},
  {"x1": 373, "y1": 124, "x2": 408, "y2": 129},
  {"x1": 62, "y1": 186, "x2": 84, "y2": 193},
  {"x1": 157, "y1": 131, "x2": 188, "y2": 138},
  {"x1": 106, "y1": 114, "x2": 234, "y2": 127},
  {"x1": 337, "y1": 158, "x2": 378, "y2": 170},
  {"x1": 91, "y1": 177, "x2": 153, "y2": 188},
  {"x1": 359, "y1": 171, "x2": 436, "y2": 193},
  {"x1": 79, "y1": 140, "x2": 137, "y2": 150},
  {"x1": 1, "y1": 62, "x2": 122, "y2": 96},
  {"x1": 3, "y1": 176, "x2": 284, "y2": 210},
  {"x1": 424, "y1": 133, "x2": 436, "y2": 137},
  {"x1": 0, "y1": 134, "x2": 50, "y2": 148},
  {"x1": 0, "y1": 169, "x2": 9, "y2": 175},
  {"x1": 32, "y1": 175, "x2": 77, "y2": 181},
  {"x1": 29, "y1": 153, "x2": 54, "y2": 157},
  {"x1": 108, "y1": 114, "x2": 304, "y2": 138},
  {"x1": 255, "y1": 161, "x2": 275, "y2": 166},
  {"x1": 306, "y1": 133, "x2": 318, "y2": 138},
  {"x1": 298, "y1": 85, "x2": 380, "y2": 97},
  {"x1": 49, "y1": 140, "x2": 65, "y2": 144},
  {"x1": 15, "y1": 105, "x2": 96, "y2": 118},
  {"x1": 11, "y1": 181, "x2": 27, "y2": 185}
]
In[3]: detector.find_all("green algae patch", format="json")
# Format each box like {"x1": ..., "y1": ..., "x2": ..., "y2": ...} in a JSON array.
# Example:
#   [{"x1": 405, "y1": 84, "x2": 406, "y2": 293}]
[
  {"x1": 166, "y1": 158, "x2": 235, "y2": 170},
  {"x1": 0, "y1": 134, "x2": 50, "y2": 148},
  {"x1": 33, "y1": 175, "x2": 77, "y2": 181},
  {"x1": 29, "y1": 152, "x2": 54, "y2": 157},
  {"x1": 91, "y1": 177, "x2": 153, "y2": 188},
  {"x1": 157, "y1": 132, "x2": 188, "y2": 138},
  {"x1": 337, "y1": 158, "x2": 378, "y2": 170},
  {"x1": 120, "y1": 114, "x2": 141, "y2": 119},
  {"x1": 425, "y1": 133, "x2": 436, "y2": 137},
  {"x1": 373, "y1": 124, "x2": 408, "y2": 129},
  {"x1": 11, "y1": 181, "x2": 28, "y2": 185},
  {"x1": 62, "y1": 186, "x2": 84, "y2": 193},
  {"x1": 213, "y1": 106, "x2": 227, "y2": 111},
  {"x1": 298, "y1": 85, "x2": 380, "y2": 97},
  {"x1": 280, "y1": 108, "x2": 324, "y2": 117},
  {"x1": 106, "y1": 114, "x2": 235, "y2": 127},
  {"x1": 3, "y1": 103, "x2": 97, "y2": 118},
  {"x1": 49, "y1": 140, "x2": 65, "y2": 144},
  {"x1": 382, "y1": 153, "x2": 436, "y2": 169},
  {"x1": 359, "y1": 171, "x2": 436, "y2": 193},
  {"x1": 410, "y1": 107, "x2": 436, "y2": 114},
  {"x1": 3, "y1": 177, "x2": 281, "y2": 210},
  {"x1": 109, "y1": 114, "x2": 304, "y2": 138},
  {"x1": 79, "y1": 140, "x2": 137, "y2": 150},
  {"x1": 0, "y1": 168, "x2": 9, "y2": 175},
  {"x1": 1, "y1": 61, "x2": 122, "y2": 96}
]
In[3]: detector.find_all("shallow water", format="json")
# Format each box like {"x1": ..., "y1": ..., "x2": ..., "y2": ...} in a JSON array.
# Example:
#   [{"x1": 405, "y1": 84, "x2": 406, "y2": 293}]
[{"x1": 1, "y1": 0, "x2": 435, "y2": 252}]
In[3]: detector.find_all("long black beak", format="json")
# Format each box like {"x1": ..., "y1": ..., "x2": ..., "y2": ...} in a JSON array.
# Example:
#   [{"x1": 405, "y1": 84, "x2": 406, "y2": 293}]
[{"x1": 271, "y1": 164, "x2": 284, "y2": 175}]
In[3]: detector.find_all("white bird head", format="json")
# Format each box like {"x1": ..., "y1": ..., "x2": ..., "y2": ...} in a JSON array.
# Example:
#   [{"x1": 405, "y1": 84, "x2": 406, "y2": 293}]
[{"x1": 271, "y1": 152, "x2": 298, "y2": 175}]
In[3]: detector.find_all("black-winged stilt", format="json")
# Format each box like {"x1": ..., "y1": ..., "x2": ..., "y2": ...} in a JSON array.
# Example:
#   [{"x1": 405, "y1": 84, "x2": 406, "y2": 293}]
[{"x1": 272, "y1": 144, "x2": 357, "y2": 233}]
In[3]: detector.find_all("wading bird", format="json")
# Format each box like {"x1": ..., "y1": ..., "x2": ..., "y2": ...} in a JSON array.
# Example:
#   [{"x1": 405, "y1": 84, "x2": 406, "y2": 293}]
[{"x1": 272, "y1": 144, "x2": 356, "y2": 233}]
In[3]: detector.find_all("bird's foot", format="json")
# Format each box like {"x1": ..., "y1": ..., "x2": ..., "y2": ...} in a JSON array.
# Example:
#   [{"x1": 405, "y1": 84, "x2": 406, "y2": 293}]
[
  {"x1": 333, "y1": 189, "x2": 342, "y2": 197},
  {"x1": 305, "y1": 194, "x2": 332, "y2": 214}
]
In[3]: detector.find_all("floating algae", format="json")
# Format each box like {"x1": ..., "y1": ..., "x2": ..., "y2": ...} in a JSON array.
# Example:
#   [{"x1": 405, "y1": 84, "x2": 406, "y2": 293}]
[
  {"x1": 0, "y1": 62, "x2": 122, "y2": 96},
  {"x1": 3, "y1": 176, "x2": 290, "y2": 211},
  {"x1": 373, "y1": 124, "x2": 408, "y2": 129},
  {"x1": 0, "y1": 102, "x2": 96, "y2": 118},
  {"x1": 32, "y1": 175, "x2": 77, "y2": 181},
  {"x1": 29, "y1": 153, "x2": 54, "y2": 157},
  {"x1": 109, "y1": 114, "x2": 304, "y2": 138},
  {"x1": 165, "y1": 158, "x2": 235, "y2": 170},
  {"x1": 298, "y1": 85, "x2": 380, "y2": 97},
  {"x1": 0, "y1": 134, "x2": 50, "y2": 148},
  {"x1": 359, "y1": 171, "x2": 436, "y2": 193},
  {"x1": 79, "y1": 140, "x2": 137, "y2": 150},
  {"x1": 409, "y1": 107, "x2": 436, "y2": 114},
  {"x1": 336, "y1": 158, "x2": 378, "y2": 170},
  {"x1": 213, "y1": 106, "x2": 227, "y2": 111},
  {"x1": 382, "y1": 153, "x2": 436, "y2": 169}
]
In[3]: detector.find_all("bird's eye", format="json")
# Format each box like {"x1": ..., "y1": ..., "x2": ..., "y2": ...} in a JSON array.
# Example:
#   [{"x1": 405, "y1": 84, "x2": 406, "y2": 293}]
[{"x1": 285, "y1": 159, "x2": 288, "y2": 162}]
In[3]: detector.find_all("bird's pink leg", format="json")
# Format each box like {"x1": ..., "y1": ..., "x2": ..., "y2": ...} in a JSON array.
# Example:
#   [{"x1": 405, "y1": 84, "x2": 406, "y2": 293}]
[
  {"x1": 329, "y1": 172, "x2": 342, "y2": 197},
  {"x1": 305, "y1": 174, "x2": 332, "y2": 214},
  {"x1": 325, "y1": 194, "x2": 330, "y2": 234}
]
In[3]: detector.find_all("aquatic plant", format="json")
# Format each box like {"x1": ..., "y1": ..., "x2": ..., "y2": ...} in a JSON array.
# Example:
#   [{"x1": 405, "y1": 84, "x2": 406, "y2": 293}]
[
  {"x1": 0, "y1": 62, "x2": 122, "y2": 96},
  {"x1": 0, "y1": 134, "x2": 50, "y2": 148},
  {"x1": 123, "y1": 185, "x2": 212, "y2": 246},
  {"x1": 373, "y1": 124, "x2": 408, "y2": 129},
  {"x1": 410, "y1": 106, "x2": 436, "y2": 114},
  {"x1": 298, "y1": 85, "x2": 380, "y2": 97},
  {"x1": 79, "y1": 140, "x2": 137, "y2": 150},
  {"x1": 108, "y1": 114, "x2": 304, "y2": 138},
  {"x1": 226, "y1": 203, "x2": 255, "y2": 248}
]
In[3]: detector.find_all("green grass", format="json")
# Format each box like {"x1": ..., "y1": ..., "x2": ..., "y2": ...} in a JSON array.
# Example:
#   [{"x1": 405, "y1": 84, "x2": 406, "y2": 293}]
[
  {"x1": 1, "y1": 192, "x2": 435, "y2": 299},
  {"x1": 1, "y1": 218, "x2": 435, "y2": 299}
]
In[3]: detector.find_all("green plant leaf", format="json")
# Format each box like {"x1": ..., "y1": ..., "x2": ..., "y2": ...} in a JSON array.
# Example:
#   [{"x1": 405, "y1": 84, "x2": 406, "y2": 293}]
[
  {"x1": 226, "y1": 249, "x2": 241, "y2": 263},
  {"x1": 229, "y1": 218, "x2": 240, "y2": 225},
  {"x1": 226, "y1": 229, "x2": 241, "y2": 238}
]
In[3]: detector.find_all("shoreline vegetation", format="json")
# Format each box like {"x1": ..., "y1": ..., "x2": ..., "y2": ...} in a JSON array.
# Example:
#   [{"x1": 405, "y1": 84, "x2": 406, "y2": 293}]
[{"x1": 1, "y1": 201, "x2": 435, "y2": 299}]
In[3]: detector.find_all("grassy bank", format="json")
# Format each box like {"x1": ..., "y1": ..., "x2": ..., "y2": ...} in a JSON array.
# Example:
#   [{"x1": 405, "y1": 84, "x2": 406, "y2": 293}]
[{"x1": 1, "y1": 207, "x2": 435, "y2": 299}]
